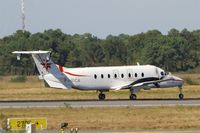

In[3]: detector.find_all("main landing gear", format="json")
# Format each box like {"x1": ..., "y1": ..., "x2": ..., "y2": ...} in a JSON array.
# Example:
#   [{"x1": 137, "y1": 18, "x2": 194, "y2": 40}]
[
  {"x1": 130, "y1": 94, "x2": 137, "y2": 100},
  {"x1": 129, "y1": 89, "x2": 138, "y2": 100},
  {"x1": 178, "y1": 86, "x2": 184, "y2": 100},
  {"x1": 98, "y1": 91, "x2": 106, "y2": 100}
]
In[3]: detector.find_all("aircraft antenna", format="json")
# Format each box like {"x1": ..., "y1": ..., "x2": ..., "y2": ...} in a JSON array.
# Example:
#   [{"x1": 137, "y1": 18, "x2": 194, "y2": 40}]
[{"x1": 21, "y1": 0, "x2": 26, "y2": 32}]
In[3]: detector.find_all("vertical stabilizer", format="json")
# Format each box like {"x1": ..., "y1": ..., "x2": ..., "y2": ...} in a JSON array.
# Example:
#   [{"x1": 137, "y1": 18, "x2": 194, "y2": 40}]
[
  {"x1": 12, "y1": 51, "x2": 72, "y2": 89},
  {"x1": 13, "y1": 51, "x2": 52, "y2": 76}
]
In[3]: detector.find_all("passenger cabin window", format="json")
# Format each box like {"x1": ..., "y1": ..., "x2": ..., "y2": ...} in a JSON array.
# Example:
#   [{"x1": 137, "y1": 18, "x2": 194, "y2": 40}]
[
  {"x1": 114, "y1": 74, "x2": 117, "y2": 78},
  {"x1": 128, "y1": 73, "x2": 131, "y2": 78},
  {"x1": 101, "y1": 74, "x2": 104, "y2": 79},
  {"x1": 135, "y1": 73, "x2": 137, "y2": 77},
  {"x1": 113, "y1": 70, "x2": 119, "y2": 79},
  {"x1": 141, "y1": 73, "x2": 144, "y2": 77},
  {"x1": 94, "y1": 74, "x2": 97, "y2": 79},
  {"x1": 108, "y1": 74, "x2": 111, "y2": 78},
  {"x1": 121, "y1": 74, "x2": 124, "y2": 78},
  {"x1": 127, "y1": 69, "x2": 133, "y2": 79}
]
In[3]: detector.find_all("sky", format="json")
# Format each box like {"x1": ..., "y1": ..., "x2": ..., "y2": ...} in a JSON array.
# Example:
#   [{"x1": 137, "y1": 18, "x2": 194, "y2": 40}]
[{"x1": 0, "y1": 0, "x2": 200, "y2": 38}]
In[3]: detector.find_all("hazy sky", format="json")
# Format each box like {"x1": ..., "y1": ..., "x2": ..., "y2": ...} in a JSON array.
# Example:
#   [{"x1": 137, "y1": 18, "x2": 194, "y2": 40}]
[{"x1": 0, "y1": 0, "x2": 200, "y2": 38}]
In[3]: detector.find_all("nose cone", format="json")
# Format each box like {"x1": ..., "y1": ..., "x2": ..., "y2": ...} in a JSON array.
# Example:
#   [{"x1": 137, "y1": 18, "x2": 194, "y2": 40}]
[
  {"x1": 156, "y1": 75, "x2": 184, "y2": 88},
  {"x1": 172, "y1": 76, "x2": 184, "y2": 87}
]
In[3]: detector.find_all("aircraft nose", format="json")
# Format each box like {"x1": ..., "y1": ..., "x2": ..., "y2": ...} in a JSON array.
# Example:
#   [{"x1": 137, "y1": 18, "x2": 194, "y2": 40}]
[{"x1": 172, "y1": 76, "x2": 184, "y2": 87}]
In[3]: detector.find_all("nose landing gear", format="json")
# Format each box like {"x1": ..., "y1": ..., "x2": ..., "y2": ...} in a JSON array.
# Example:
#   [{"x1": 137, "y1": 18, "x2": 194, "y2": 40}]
[
  {"x1": 178, "y1": 86, "x2": 184, "y2": 100},
  {"x1": 179, "y1": 93, "x2": 184, "y2": 100}
]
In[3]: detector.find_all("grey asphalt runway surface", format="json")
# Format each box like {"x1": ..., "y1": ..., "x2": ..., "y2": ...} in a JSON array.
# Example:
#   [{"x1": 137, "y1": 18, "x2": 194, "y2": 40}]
[{"x1": 0, "y1": 98, "x2": 200, "y2": 108}]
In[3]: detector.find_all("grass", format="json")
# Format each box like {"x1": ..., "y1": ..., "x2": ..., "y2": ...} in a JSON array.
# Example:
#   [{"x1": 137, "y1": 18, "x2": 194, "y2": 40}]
[
  {"x1": 0, "y1": 75, "x2": 200, "y2": 100},
  {"x1": 184, "y1": 77, "x2": 199, "y2": 85},
  {"x1": 10, "y1": 75, "x2": 27, "y2": 83},
  {"x1": 0, "y1": 107, "x2": 200, "y2": 130},
  {"x1": 175, "y1": 73, "x2": 200, "y2": 85}
]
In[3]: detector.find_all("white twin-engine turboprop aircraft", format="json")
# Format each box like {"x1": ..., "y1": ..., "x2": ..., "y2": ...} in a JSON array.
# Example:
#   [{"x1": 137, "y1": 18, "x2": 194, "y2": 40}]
[{"x1": 12, "y1": 51, "x2": 184, "y2": 100}]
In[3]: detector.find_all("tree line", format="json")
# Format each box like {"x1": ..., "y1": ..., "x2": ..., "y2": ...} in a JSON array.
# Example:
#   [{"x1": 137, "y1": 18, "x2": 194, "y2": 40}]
[{"x1": 0, "y1": 28, "x2": 200, "y2": 75}]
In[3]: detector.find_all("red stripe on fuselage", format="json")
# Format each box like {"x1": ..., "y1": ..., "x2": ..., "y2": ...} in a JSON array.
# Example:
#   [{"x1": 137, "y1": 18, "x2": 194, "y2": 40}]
[
  {"x1": 58, "y1": 65, "x2": 87, "y2": 77},
  {"x1": 63, "y1": 71, "x2": 87, "y2": 76},
  {"x1": 59, "y1": 65, "x2": 64, "y2": 72}
]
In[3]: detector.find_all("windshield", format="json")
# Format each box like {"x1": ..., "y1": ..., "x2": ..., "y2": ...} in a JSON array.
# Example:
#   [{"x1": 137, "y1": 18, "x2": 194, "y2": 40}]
[{"x1": 165, "y1": 71, "x2": 169, "y2": 75}]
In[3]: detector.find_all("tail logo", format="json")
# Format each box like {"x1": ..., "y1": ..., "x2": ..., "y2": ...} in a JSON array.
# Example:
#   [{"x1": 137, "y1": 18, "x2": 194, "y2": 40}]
[{"x1": 41, "y1": 61, "x2": 52, "y2": 71}]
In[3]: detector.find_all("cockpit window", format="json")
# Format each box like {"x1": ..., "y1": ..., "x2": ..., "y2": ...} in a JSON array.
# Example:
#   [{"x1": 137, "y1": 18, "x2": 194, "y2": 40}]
[{"x1": 161, "y1": 71, "x2": 164, "y2": 76}]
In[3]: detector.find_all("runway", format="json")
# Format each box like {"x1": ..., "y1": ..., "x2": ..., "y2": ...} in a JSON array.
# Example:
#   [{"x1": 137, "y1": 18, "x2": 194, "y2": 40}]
[{"x1": 0, "y1": 98, "x2": 200, "y2": 108}]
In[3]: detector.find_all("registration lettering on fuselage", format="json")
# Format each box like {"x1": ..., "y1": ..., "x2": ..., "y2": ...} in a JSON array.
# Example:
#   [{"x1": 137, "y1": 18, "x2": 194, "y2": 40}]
[{"x1": 70, "y1": 78, "x2": 80, "y2": 82}]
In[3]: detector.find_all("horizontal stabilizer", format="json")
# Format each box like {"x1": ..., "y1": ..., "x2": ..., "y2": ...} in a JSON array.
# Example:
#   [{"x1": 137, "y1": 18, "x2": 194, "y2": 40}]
[{"x1": 12, "y1": 51, "x2": 51, "y2": 54}]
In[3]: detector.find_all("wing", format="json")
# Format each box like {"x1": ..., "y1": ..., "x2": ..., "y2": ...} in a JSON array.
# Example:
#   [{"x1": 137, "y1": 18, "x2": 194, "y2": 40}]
[{"x1": 114, "y1": 78, "x2": 173, "y2": 90}]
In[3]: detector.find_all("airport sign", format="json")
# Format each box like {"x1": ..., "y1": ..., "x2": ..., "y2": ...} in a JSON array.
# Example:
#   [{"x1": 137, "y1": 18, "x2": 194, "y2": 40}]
[{"x1": 7, "y1": 117, "x2": 47, "y2": 130}]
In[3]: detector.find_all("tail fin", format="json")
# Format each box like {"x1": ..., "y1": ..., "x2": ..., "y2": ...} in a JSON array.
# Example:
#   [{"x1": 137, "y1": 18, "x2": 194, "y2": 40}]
[{"x1": 12, "y1": 51, "x2": 72, "y2": 89}]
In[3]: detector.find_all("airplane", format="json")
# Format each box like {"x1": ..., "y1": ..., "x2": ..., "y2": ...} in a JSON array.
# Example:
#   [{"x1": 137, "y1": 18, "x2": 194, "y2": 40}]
[{"x1": 12, "y1": 50, "x2": 184, "y2": 100}]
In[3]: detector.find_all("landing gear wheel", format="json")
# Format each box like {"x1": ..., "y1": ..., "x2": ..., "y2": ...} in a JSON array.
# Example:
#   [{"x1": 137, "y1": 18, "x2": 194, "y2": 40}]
[
  {"x1": 98, "y1": 93, "x2": 106, "y2": 100},
  {"x1": 179, "y1": 94, "x2": 184, "y2": 100},
  {"x1": 130, "y1": 94, "x2": 137, "y2": 100}
]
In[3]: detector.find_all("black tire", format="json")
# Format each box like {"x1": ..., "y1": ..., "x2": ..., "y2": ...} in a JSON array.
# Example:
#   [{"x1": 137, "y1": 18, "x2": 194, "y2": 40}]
[
  {"x1": 179, "y1": 94, "x2": 184, "y2": 100},
  {"x1": 130, "y1": 94, "x2": 137, "y2": 100},
  {"x1": 98, "y1": 93, "x2": 106, "y2": 100}
]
